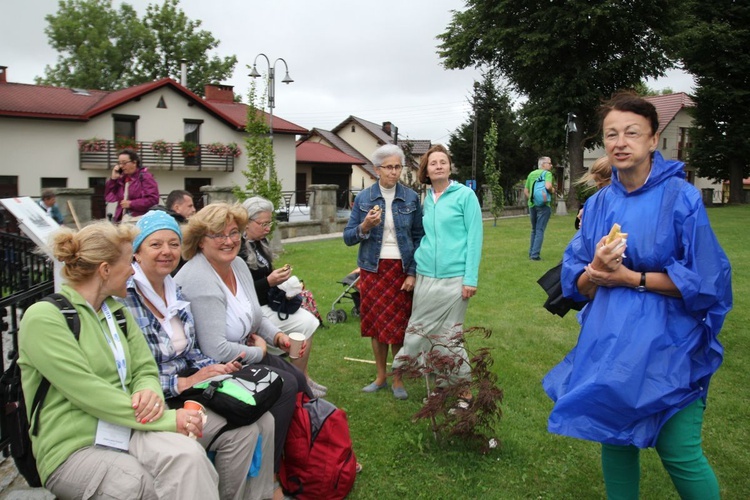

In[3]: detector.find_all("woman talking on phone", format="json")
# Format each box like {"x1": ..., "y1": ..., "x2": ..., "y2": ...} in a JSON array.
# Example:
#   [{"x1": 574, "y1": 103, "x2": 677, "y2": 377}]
[{"x1": 105, "y1": 148, "x2": 159, "y2": 223}]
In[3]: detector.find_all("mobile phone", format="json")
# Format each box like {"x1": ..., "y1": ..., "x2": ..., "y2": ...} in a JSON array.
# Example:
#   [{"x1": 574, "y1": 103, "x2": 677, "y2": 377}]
[{"x1": 231, "y1": 354, "x2": 244, "y2": 364}]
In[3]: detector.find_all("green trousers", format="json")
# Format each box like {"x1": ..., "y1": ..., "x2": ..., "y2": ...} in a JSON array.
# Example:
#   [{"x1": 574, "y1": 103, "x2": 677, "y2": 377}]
[{"x1": 601, "y1": 398, "x2": 719, "y2": 499}]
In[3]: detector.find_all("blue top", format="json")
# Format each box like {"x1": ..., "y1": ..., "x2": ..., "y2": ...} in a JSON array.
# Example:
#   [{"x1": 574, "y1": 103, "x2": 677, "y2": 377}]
[
  {"x1": 343, "y1": 182, "x2": 424, "y2": 275},
  {"x1": 542, "y1": 151, "x2": 733, "y2": 448},
  {"x1": 415, "y1": 182, "x2": 483, "y2": 287}
]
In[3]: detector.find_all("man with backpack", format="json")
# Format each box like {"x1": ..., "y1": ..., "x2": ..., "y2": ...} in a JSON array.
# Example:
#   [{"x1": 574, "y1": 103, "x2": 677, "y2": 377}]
[{"x1": 524, "y1": 157, "x2": 556, "y2": 261}]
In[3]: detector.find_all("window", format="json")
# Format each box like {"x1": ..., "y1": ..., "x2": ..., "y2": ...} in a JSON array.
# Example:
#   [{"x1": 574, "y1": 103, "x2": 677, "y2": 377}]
[
  {"x1": 662, "y1": 138, "x2": 667, "y2": 150},
  {"x1": 183, "y1": 120, "x2": 203, "y2": 166},
  {"x1": 157, "y1": 96, "x2": 167, "y2": 109},
  {"x1": 113, "y1": 114, "x2": 139, "y2": 140},
  {"x1": 41, "y1": 178, "x2": 67, "y2": 189}
]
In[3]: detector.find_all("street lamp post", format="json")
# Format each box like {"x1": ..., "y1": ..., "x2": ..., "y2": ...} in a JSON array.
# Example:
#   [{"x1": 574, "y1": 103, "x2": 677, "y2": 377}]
[{"x1": 248, "y1": 54, "x2": 294, "y2": 141}]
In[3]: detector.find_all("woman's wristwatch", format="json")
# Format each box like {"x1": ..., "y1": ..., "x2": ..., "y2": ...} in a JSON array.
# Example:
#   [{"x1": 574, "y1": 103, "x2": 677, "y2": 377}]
[{"x1": 635, "y1": 272, "x2": 647, "y2": 292}]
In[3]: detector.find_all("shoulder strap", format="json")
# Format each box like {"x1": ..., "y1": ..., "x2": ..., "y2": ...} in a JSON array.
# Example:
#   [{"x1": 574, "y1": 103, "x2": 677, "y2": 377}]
[
  {"x1": 113, "y1": 308, "x2": 129, "y2": 338},
  {"x1": 29, "y1": 294, "x2": 80, "y2": 436}
]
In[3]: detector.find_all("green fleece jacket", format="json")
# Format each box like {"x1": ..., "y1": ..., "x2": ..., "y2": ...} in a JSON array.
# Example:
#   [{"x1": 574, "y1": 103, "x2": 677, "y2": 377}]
[
  {"x1": 18, "y1": 285, "x2": 177, "y2": 485},
  {"x1": 415, "y1": 182, "x2": 483, "y2": 287}
]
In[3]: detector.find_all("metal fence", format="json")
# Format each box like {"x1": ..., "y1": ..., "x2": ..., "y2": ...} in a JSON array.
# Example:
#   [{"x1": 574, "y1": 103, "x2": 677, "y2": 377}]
[{"x1": 1, "y1": 229, "x2": 55, "y2": 459}]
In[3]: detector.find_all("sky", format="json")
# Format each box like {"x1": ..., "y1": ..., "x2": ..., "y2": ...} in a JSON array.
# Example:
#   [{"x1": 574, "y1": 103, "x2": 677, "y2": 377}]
[{"x1": 1, "y1": 0, "x2": 696, "y2": 143}]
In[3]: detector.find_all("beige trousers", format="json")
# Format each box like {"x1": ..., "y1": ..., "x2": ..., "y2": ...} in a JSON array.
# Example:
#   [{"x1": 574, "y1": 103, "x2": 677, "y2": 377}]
[{"x1": 46, "y1": 430, "x2": 220, "y2": 499}]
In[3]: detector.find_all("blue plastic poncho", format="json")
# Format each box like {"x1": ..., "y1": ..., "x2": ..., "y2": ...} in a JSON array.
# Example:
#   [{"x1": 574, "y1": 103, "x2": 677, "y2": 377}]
[{"x1": 542, "y1": 152, "x2": 732, "y2": 448}]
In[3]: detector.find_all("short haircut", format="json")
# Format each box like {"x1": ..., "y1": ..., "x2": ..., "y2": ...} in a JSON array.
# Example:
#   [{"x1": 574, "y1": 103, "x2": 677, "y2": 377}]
[
  {"x1": 41, "y1": 189, "x2": 56, "y2": 200},
  {"x1": 538, "y1": 157, "x2": 551, "y2": 169},
  {"x1": 51, "y1": 221, "x2": 138, "y2": 285},
  {"x1": 118, "y1": 148, "x2": 142, "y2": 169},
  {"x1": 417, "y1": 144, "x2": 452, "y2": 184},
  {"x1": 372, "y1": 144, "x2": 405, "y2": 167},
  {"x1": 242, "y1": 196, "x2": 275, "y2": 220},
  {"x1": 598, "y1": 90, "x2": 659, "y2": 137},
  {"x1": 181, "y1": 202, "x2": 248, "y2": 261},
  {"x1": 166, "y1": 190, "x2": 192, "y2": 210}
]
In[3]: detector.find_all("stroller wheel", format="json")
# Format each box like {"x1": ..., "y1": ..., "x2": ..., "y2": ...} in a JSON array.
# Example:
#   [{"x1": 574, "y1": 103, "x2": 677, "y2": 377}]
[
  {"x1": 336, "y1": 309, "x2": 347, "y2": 322},
  {"x1": 351, "y1": 306, "x2": 360, "y2": 318},
  {"x1": 326, "y1": 310, "x2": 340, "y2": 324}
]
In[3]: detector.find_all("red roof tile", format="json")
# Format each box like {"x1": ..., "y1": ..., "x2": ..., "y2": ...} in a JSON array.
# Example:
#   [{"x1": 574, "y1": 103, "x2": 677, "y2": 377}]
[
  {"x1": 0, "y1": 77, "x2": 307, "y2": 135},
  {"x1": 206, "y1": 99, "x2": 307, "y2": 135},
  {"x1": 296, "y1": 141, "x2": 365, "y2": 164},
  {"x1": 645, "y1": 92, "x2": 695, "y2": 134}
]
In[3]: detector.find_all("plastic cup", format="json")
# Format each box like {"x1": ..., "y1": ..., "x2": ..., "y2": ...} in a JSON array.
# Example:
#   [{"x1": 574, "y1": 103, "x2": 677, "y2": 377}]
[{"x1": 288, "y1": 332, "x2": 305, "y2": 359}]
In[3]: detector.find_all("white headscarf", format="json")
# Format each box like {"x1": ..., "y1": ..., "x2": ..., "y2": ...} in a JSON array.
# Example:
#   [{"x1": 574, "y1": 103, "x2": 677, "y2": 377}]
[{"x1": 131, "y1": 262, "x2": 190, "y2": 338}]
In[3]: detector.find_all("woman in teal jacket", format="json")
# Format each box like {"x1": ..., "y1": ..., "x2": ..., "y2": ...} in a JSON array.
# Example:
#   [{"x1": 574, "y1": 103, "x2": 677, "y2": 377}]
[{"x1": 392, "y1": 144, "x2": 483, "y2": 408}]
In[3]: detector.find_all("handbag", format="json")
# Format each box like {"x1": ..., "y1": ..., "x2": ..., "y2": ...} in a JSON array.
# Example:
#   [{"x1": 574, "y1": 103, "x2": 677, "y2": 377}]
[
  {"x1": 537, "y1": 262, "x2": 587, "y2": 317},
  {"x1": 268, "y1": 286, "x2": 303, "y2": 320},
  {"x1": 179, "y1": 365, "x2": 283, "y2": 427}
]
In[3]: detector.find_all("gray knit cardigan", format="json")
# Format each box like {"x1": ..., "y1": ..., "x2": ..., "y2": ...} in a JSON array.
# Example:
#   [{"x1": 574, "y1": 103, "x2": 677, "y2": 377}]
[{"x1": 174, "y1": 252, "x2": 279, "y2": 364}]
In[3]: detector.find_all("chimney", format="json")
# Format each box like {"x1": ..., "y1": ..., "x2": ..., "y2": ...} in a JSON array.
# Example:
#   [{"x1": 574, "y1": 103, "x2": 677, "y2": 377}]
[
  {"x1": 382, "y1": 121, "x2": 392, "y2": 136},
  {"x1": 180, "y1": 59, "x2": 187, "y2": 87},
  {"x1": 0, "y1": 66, "x2": 7, "y2": 84},
  {"x1": 204, "y1": 84, "x2": 236, "y2": 102}
]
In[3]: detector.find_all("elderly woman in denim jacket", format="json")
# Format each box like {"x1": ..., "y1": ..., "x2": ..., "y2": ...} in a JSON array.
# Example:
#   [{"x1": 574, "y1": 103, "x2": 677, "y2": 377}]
[{"x1": 344, "y1": 144, "x2": 424, "y2": 400}]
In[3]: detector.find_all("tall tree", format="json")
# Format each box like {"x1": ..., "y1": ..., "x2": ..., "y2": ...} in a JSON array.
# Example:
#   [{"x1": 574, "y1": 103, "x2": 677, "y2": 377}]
[
  {"x1": 138, "y1": 0, "x2": 237, "y2": 94},
  {"x1": 668, "y1": 0, "x2": 750, "y2": 204},
  {"x1": 39, "y1": 0, "x2": 146, "y2": 90},
  {"x1": 449, "y1": 72, "x2": 535, "y2": 206},
  {"x1": 438, "y1": 0, "x2": 679, "y2": 209},
  {"x1": 38, "y1": 0, "x2": 236, "y2": 95}
]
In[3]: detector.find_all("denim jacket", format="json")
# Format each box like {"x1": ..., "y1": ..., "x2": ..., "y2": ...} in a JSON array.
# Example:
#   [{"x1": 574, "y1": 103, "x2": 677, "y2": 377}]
[{"x1": 344, "y1": 182, "x2": 424, "y2": 275}]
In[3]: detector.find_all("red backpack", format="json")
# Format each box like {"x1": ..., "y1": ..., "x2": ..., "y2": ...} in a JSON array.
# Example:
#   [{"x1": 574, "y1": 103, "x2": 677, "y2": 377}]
[{"x1": 279, "y1": 393, "x2": 357, "y2": 499}]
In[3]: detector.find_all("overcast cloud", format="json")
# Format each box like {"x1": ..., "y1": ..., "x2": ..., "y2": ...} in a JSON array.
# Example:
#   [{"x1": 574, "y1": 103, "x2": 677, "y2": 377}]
[{"x1": 1, "y1": 0, "x2": 695, "y2": 143}]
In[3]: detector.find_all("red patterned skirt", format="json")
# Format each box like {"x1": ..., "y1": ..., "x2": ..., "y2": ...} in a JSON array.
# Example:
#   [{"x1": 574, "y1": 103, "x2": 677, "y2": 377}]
[{"x1": 359, "y1": 259, "x2": 413, "y2": 344}]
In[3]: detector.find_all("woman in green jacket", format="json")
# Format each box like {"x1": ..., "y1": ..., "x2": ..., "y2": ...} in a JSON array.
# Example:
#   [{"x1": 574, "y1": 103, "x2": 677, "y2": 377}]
[{"x1": 19, "y1": 221, "x2": 220, "y2": 499}]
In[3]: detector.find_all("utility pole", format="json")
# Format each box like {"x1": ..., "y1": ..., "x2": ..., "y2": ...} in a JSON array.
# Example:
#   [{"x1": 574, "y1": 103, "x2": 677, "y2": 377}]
[{"x1": 470, "y1": 81, "x2": 480, "y2": 190}]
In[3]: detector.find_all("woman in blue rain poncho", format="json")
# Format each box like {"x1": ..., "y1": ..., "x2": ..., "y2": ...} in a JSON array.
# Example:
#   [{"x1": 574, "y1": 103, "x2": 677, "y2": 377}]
[{"x1": 542, "y1": 92, "x2": 732, "y2": 500}]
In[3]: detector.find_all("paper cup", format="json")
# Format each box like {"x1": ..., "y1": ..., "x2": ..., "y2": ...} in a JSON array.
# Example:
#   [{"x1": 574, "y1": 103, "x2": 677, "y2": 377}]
[
  {"x1": 184, "y1": 400, "x2": 207, "y2": 439},
  {"x1": 288, "y1": 332, "x2": 305, "y2": 359}
]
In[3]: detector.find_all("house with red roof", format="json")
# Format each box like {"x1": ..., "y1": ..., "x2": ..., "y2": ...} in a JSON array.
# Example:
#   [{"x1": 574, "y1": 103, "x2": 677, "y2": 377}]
[
  {"x1": 0, "y1": 65, "x2": 306, "y2": 218},
  {"x1": 584, "y1": 92, "x2": 724, "y2": 203},
  {"x1": 296, "y1": 115, "x2": 431, "y2": 208}
]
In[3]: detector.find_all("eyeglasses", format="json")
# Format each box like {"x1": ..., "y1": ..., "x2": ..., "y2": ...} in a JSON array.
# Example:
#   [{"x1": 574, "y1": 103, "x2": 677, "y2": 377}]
[
  {"x1": 378, "y1": 164, "x2": 403, "y2": 172},
  {"x1": 252, "y1": 220, "x2": 273, "y2": 229},
  {"x1": 116, "y1": 160, "x2": 135, "y2": 166},
  {"x1": 206, "y1": 229, "x2": 242, "y2": 242}
]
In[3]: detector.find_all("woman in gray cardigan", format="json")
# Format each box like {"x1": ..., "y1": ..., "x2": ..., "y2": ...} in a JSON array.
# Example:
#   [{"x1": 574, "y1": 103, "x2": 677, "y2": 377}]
[{"x1": 174, "y1": 202, "x2": 311, "y2": 475}]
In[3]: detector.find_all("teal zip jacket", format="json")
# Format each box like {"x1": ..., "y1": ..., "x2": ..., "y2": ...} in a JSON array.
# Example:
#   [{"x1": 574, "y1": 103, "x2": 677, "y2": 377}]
[{"x1": 415, "y1": 182, "x2": 483, "y2": 287}]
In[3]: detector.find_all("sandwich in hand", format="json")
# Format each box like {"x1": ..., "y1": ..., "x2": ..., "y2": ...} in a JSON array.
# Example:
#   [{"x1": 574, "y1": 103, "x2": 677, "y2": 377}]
[{"x1": 605, "y1": 223, "x2": 628, "y2": 253}]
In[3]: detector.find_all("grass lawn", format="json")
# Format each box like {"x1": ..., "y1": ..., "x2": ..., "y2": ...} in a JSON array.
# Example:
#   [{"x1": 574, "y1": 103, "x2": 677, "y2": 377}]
[{"x1": 280, "y1": 204, "x2": 749, "y2": 499}]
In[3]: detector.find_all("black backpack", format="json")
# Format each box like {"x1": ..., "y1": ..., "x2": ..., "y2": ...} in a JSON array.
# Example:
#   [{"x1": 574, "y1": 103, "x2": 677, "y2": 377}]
[{"x1": 0, "y1": 294, "x2": 128, "y2": 487}]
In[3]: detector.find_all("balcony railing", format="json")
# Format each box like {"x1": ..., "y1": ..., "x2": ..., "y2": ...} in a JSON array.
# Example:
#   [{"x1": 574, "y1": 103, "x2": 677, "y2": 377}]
[{"x1": 79, "y1": 140, "x2": 238, "y2": 172}]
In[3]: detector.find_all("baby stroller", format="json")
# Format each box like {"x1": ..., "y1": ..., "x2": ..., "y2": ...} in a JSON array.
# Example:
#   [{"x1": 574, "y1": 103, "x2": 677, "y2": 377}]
[{"x1": 327, "y1": 269, "x2": 360, "y2": 324}]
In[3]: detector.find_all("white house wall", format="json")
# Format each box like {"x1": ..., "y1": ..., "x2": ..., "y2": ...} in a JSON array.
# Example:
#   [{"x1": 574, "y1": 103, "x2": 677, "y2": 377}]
[{"x1": 0, "y1": 86, "x2": 298, "y2": 197}]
